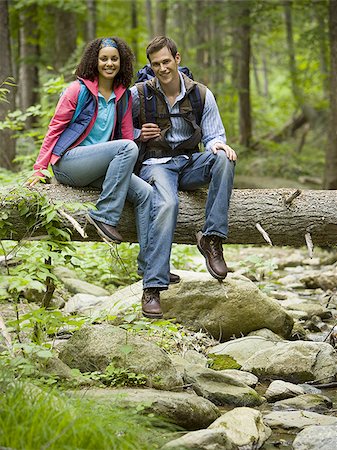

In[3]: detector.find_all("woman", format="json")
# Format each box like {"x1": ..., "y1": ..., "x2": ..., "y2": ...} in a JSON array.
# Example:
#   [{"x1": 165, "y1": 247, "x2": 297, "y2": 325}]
[{"x1": 30, "y1": 37, "x2": 151, "y2": 270}]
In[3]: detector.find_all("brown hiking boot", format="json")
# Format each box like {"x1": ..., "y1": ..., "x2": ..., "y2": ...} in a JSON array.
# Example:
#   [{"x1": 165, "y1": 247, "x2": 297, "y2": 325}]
[
  {"x1": 142, "y1": 288, "x2": 163, "y2": 319},
  {"x1": 86, "y1": 214, "x2": 123, "y2": 243},
  {"x1": 196, "y1": 231, "x2": 228, "y2": 280}
]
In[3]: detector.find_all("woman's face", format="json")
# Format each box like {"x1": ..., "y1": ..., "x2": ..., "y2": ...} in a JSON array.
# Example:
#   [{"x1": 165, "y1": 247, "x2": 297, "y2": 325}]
[{"x1": 97, "y1": 46, "x2": 120, "y2": 82}]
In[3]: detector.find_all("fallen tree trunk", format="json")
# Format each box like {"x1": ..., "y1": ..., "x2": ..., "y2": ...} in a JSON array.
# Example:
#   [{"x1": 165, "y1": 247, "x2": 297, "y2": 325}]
[{"x1": 1, "y1": 184, "x2": 337, "y2": 247}]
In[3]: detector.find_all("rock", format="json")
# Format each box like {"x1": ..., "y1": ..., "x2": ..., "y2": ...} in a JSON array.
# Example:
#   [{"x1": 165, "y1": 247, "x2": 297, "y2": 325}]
[
  {"x1": 160, "y1": 271, "x2": 294, "y2": 341},
  {"x1": 241, "y1": 340, "x2": 337, "y2": 383},
  {"x1": 63, "y1": 281, "x2": 143, "y2": 316},
  {"x1": 273, "y1": 394, "x2": 333, "y2": 412},
  {"x1": 209, "y1": 407, "x2": 272, "y2": 449},
  {"x1": 265, "y1": 380, "x2": 307, "y2": 402},
  {"x1": 263, "y1": 410, "x2": 337, "y2": 432},
  {"x1": 301, "y1": 268, "x2": 337, "y2": 290},
  {"x1": 183, "y1": 365, "x2": 264, "y2": 407},
  {"x1": 62, "y1": 278, "x2": 110, "y2": 296},
  {"x1": 77, "y1": 387, "x2": 221, "y2": 431},
  {"x1": 59, "y1": 324, "x2": 183, "y2": 391},
  {"x1": 292, "y1": 424, "x2": 337, "y2": 450},
  {"x1": 247, "y1": 328, "x2": 284, "y2": 341},
  {"x1": 208, "y1": 336, "x2": 280, "y2": 367},
  {"x1": 162, "y1": 429, "x2": 237, "y2": 449},
  {"x1": 217, "y1": 369, "x2": 258, "y2": 388}
]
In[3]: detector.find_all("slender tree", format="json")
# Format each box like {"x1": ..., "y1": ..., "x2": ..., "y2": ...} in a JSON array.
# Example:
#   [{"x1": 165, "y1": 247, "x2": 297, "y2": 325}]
[
  {"x1": 85, "y1": 0, "x2": 96, "y2": 42},
  {"x1": 324, "y1": 0, "x2": 337, "y2": 188},
  {"x1": 0, "y1": 0, "x2": 16, "y2": 169},
  {"x1": 237, "y1": 1, "x2": 252, "y2": 147},
  {"x1": 18, "y1": 3, "x2": 39, "y2": 127},
  {"x1": 154, "y1": 0, "x2": 168, "y2": 36}
]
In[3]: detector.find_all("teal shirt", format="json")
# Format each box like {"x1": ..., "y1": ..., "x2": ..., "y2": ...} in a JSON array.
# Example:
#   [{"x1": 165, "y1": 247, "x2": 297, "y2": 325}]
[{"x1": 80, "y1": 91, "x2": 116, "y2": 146}]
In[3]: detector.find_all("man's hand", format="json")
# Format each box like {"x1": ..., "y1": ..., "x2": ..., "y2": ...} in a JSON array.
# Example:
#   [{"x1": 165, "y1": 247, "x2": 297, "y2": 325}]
[
  {"x1": 211, "y1": 143, "x2": 237, "y2": 161},
  {"x1": 140, "y1": 123, "x2": 161, "y2": 142}
]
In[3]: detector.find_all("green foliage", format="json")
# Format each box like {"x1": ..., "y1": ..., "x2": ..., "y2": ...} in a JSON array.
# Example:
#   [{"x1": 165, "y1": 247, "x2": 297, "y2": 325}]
[
  {"x1": 0, "y1": 367, "x2": 172, "y2": 450},
  {"x1": 82, "y1": 363, "x2": 147, "y2": 388},
  {"x1": 0, "y1": 77, "x2": 16, "y2": 103}
]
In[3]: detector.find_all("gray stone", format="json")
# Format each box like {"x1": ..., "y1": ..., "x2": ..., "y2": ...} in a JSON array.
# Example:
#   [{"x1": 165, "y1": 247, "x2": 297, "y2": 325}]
[
  {"x1": 263, "y1": 410, "x2": 337, "y2": 432},
  {"x1": 292, "y1": 424, "x2": 337, "y2": 450},
  {"x1": 160, "y1": 271, "x2": 294, "y2": 341},
  {"x1": 265, "y1": 380, "x2": 306, "y2": 402},
  {"x1": 241, "y1": 340, "x2": 337, "y2": 383},
  {"x1": 217, "y1": 369, "x2": 258, "y2": 388},
  {"x1": 62, "y1": 278, "x2": 110, "y2": 297},
  {"x1": 273, "y1": 394, "x2": 333, "y2": 412},
  {"x1": 59, "y1": 324, "x2": 183, "y2": 391},
  {"x1": 78, "y1": 387, "x2": 221, "y2": 431},
  {"x1": 209, "y1": 407, "x2": 272, "y2": 449},
  {"x1": 208, "y1": 336, "x2": 280, "y2": 367},
  {"x1": 63, "y1": 281, "x2": 143, "y2": 316},
  {"x1": 183, "y1": 365, "x2": 264, "y2": 407},
  {"x1": 162, "y1": 429, "x2": 237, "y2": 450}
]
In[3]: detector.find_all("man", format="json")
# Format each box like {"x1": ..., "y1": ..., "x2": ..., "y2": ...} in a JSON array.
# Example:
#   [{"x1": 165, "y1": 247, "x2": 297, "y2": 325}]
[{"x1": 131, "y1": 36, "x2": 237, "y2": 319}]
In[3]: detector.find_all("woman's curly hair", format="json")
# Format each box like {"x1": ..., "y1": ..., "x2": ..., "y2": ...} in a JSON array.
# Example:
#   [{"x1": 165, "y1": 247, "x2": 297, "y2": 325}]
[{"x1": 75, "y1": 37, "x2": 134, "y2": 87}]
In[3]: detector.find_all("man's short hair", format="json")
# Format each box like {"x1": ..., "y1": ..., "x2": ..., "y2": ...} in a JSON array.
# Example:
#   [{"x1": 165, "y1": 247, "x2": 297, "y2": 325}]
[{"x1": 146, "y1": 36, "x2": 178, "y2": 61}]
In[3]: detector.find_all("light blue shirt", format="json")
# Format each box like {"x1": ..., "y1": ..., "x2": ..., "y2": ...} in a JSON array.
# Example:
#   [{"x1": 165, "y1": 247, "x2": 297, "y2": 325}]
[
  {"x1": 80, "y1": 91, "x2": 116, "y2": 146},
  {"x1": 131, "y1": 72, "x2": 226, "y2": 164}
]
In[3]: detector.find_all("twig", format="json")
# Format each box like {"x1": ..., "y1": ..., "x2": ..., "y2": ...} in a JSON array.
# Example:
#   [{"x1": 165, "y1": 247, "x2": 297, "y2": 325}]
[
  {"x1": 305, "y1": 232, "x2": 314, "y2": 258},
  {"x1": 58, "y1": 209, "x2": 87, "y2": 238},
  {"x1": 284, "y1": 189, "x2": 301, "y2": 205},
  {"x1": 256, "y1": 223, "x2": 273, "y2": 245},
  {"x1": 0, "y1": 313, "x2": 14, "y2": 357}
]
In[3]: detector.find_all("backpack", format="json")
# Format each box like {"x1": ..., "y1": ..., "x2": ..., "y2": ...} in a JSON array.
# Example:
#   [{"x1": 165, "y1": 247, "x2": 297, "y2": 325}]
[
  {"x1": 135, "y1": 64, "x2": 204, "y2": 127},
  {"x1": 133, "y1": 66, "x2": 206, "y2": 174}
]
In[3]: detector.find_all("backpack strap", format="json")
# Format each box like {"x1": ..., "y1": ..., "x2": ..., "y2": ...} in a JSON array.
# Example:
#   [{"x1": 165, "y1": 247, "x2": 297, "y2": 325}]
[
  {"x1": 143, "y1": 82, "x2": 157, "y2": 123},
  {"x1": 188, "y1": 86, "x2": 204, "y2": 126},
  {"x1": 114, "y1": 89, "x2": 131, "y2": 139}
]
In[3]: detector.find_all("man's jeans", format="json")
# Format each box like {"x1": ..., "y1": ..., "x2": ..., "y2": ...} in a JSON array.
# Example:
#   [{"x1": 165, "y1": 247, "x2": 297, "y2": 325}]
[
  {"x1": 139, "y1": 151, "x2": 235, "y2": 289},
  {"x1": 52, "y1": 140, "x2": 152, "y2": 270}
]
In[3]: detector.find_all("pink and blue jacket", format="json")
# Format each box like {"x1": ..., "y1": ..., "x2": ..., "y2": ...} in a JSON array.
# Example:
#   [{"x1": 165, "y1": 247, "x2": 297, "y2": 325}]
[{"x1": 33, "y1": 77, "x2": 134, "y2": 178}]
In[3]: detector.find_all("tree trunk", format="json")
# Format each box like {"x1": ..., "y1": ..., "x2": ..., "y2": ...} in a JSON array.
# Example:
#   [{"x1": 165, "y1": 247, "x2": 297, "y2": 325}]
[
  {"x1": 2, "y1": 185, "x2": 337, "y2": 248},
  {"x1": 324, "y1": 0, "x2": 337, "y2": 189},
  {"x1": 0, "y1": 0, "x2": 16, "y2": 170},
  {"x1": 283, "y1": 0, "x2": 316, "y2": 123},
  {"x1": 18, "y1": 4, "x2": 39, "y2": 128},
  {"x1": 237, "y1": 1, "x2": 252, "y2": 147},
  {"x1": 145, "y1": 0, "x2": 154, "y2": 40},
  {"x1": 85, "y1": 0, "x2": 96, "y2": 42},
  {"x1": 52, "y1": 7, "x2": 77, "y2": 71},
  {"x1": 131, "y1": 0, "x2": 138, "y2": 64},
  {"x1": 154, "y1": 0, "x2": 168, "y2": 36}
]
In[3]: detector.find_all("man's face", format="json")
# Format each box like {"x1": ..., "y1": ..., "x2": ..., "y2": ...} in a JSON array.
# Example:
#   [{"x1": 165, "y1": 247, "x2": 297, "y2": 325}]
[{"x1": 149, "y1": 46, "x2": 181, "y2": 87}]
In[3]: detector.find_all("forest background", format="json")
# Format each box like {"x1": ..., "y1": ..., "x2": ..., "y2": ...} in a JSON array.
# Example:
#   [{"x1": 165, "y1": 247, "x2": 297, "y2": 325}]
[
  {"x1": 1, "y1": 2, "x2": 337, "y2": 447},
  {"x1": 1, "y1": 0, "x2": 337, "y2": 190}
]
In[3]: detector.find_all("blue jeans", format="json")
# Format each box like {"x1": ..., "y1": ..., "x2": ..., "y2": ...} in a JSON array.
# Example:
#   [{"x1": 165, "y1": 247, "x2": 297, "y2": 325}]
[
  {"x1": 139, "y1": 151, "x2": 235, "y2": 289},
  {"x1": 52, "y1": 140, "x2": 152, "y2": 271}
]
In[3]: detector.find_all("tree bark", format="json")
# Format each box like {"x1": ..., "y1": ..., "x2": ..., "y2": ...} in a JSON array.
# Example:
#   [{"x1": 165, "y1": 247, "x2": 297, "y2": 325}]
[
  {"x1": 1, "y1": 185, "x2": 337, "y2": 248},
  {"x1": 131, "y1": 0, "x2": 138, "y2": 64},
  {"x1": 85, "y1": 0, "x2": 96, "y2": 42},
  {"x1": 18, "y1": 4, "x2": 39, "y2": 127},
  {"x1": 154, "y1": 0, "x2": 168, "y2": 36},
  {"x1": 237, "y1": 1, "x2": 252, "y2": 147},
  {"x1": 0, "y1": 0, "x2": 16, "y2": 170},
  {"x1": 324, "y1": 0, "x2": 337, "y2": 189}
]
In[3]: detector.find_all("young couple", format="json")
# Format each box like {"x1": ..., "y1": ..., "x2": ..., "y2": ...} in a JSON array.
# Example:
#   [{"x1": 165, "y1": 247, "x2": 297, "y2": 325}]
[{"x1": 30, "y1": 35, "x2": 237, "y2": 319}]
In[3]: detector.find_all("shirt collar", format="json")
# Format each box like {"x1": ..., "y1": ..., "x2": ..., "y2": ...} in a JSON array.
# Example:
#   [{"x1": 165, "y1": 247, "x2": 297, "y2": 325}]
[{"x1": 155, "y1": 71, "x2": 186, "y2": 102}]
